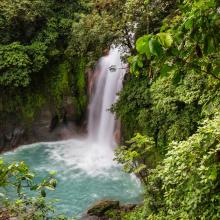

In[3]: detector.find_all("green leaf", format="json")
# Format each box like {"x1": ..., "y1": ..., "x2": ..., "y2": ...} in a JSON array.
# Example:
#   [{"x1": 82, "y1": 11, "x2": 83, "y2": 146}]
[
  {"x1": 136, "y1": 35, "x2": 151, "y2": 59},
  {"x1": 157, "y1": 33, "x2": 173, "y2": 48},
  {"x1": 149, "y1": 38, "x2": 163, "y2": 57},
  {"x1": 209, "y1": 167, "x2": 217, "y2": 181},
  {"x1": 45, "y1": 186, "x2": 55, "y2": 191},
  {"x1": 49, "y1": 171, "x2": 57, "y2": 176},
  {"x1": 41, "y1": 189, "x2": 46, "y2": 197},
  {"x1": 160, "y1": 64, "x2": 173, "y2": 77},
  {"x1": 184, "y1": 17, "x2": 194, "y2": 30}
]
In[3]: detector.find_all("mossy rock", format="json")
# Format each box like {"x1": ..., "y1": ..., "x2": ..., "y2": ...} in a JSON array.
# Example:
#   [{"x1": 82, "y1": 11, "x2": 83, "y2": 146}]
[
  {"x1": 120, "y1": 204, "x2": 137, "y2": 212},
  {"x1": 87, "y1": 200, "x2": 120, "y2": 217}
]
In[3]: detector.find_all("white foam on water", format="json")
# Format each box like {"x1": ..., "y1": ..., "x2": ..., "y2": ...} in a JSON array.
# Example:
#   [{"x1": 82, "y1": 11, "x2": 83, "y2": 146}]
[{"x1": 46, "y1": 139, "x2": 116, "y2": 176}]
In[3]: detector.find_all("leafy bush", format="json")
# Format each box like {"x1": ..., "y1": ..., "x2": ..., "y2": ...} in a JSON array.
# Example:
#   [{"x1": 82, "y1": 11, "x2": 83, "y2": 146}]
[
  {"x1": 144, "y1": 114, "x2": 220, "y2": 219},
  {"x1": 0, "y1": 42, "x2": 48, "y2": 88},
  {"x1": 0, "y1": 159, "x2": 68, "y2": 219},
  {"x1": 115, "y1": 133, "x2": 158, "y2": 185}
]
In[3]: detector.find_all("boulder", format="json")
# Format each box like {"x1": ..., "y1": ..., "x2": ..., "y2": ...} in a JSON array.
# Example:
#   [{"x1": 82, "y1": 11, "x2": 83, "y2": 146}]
[{"x1": 87, "y1": 200, "x2": 120, "y2": 217}]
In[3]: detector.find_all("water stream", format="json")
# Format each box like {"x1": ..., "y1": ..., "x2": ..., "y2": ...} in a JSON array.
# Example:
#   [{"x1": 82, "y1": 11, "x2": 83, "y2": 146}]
[{"x1": 3, "y1": 49, "x2": 142, "y2": 218}]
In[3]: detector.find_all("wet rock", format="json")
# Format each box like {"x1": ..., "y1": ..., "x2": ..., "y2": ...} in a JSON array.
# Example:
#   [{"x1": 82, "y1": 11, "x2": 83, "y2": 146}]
[
  {"x1": 87, "y1": 200, "x2": 120, "y2": 217},
  {"x1": 82, "y1": 200, "x2": 140, "y2": 220},
  {"x1": 0, "y1": 127, "x2": 25, "y2": 152},
  {"x1": 11, "y1": 128, "x2": 25, "y2": 148},
  {"x1": 0, "y1": 96, "x2": 86, "y2": 153},
  {"x1": 49, "y1": 115, "x2": 59, "y2": 132},
  {"x1": 120, "y1": 204, "x2": 137, "y2": 212}
]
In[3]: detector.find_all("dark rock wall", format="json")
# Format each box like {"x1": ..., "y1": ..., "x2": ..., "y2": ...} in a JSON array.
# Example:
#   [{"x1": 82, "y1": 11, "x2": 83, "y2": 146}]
[{"x1": 0, "y1": 98, "x2": 85, "y2": 153}]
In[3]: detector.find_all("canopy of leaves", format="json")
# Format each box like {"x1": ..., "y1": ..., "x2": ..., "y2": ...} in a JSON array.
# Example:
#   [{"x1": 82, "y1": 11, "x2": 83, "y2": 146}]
[
  {"x1": 114, "y1": 0, "x2": 220, "y2": 151},
  {"x1": 68, "y1": 0, "x2": 177, "y2": 64}
]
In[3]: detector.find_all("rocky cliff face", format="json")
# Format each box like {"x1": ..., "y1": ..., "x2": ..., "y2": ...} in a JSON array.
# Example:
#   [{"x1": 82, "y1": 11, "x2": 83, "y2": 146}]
[{"x1": 0, "y1": 96, "x2": 86, "y2": 153}]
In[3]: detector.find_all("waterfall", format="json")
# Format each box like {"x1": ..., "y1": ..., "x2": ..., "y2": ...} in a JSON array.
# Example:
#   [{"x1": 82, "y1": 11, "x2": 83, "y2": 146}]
[
  {"x1": 44, "y1": 48, "x2": 126, "y2": 175},
  {"x1": 88, "y1": 48, "x2": 125, "y2": 147}
]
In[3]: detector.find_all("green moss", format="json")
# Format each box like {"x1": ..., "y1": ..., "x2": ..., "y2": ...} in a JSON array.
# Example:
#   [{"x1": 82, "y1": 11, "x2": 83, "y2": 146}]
[
  {"x1": 121, "y1": 207, "x2": 144, "y2": 220},
  {"x1": 76, "y1": 58, "x2": 86, "y2": 94},
  {"x1": 0, "y1": 55, "x2": 89, "y2": 128},
  {"x1": 48, "y1": 60, "x2": 71, "y2": 109},
  {"x1": 0, "y1": 89, "x2": 46, "y2": 129},
  {"x1": 71, "y1": 57, "x2": 88, "y2": 121},
  {"x1": 105, "y1": 210, "x2": 119, "y2": 218},
  {"x1": 21, "y1": 93, "x2": 46, "y2": 123}
]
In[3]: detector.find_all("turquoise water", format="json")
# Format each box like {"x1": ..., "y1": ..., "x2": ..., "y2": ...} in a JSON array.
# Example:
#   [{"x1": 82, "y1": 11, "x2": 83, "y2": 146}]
[{"x1": 3, "y1": 140, "x2": 142, "y2": 218}]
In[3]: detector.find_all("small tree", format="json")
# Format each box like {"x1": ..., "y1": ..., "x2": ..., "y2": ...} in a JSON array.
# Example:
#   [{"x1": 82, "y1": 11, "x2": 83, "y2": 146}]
[
  {"x1": 114, "y1": 133, "x2": 158, "y2": 186},
  {"x1": 0, "y1": 159, "x2": 68, "y2": 220}
]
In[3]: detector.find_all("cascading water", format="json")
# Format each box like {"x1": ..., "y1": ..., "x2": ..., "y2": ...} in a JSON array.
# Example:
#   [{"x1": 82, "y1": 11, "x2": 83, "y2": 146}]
[
  {"x1": 3, "y1": 48, "x2": 142, "y2": 217},
  {"x1": 88, "y1": 48, "x2": 125, "y2": 146},
  {"x1": 84, "y1": 48, "x2": 126, "y2": 171}
]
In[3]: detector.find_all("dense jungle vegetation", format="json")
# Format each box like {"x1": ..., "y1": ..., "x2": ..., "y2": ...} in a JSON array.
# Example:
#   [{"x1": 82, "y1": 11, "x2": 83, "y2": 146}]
[
  {"x1": 1, "y1": 0, "x2": 220, "y2": 219},
  {"x1": 0, "y1": 0, "x2": 89, "y2": 138}
]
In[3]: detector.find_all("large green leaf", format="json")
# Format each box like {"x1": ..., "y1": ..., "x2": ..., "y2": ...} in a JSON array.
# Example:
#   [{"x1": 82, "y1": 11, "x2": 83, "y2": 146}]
[
  {"x1": 136, "y1": 35, "x2": 151, "y2": 59},
  {"x1": 157, "y1": 33, "x2": 173, "y2": 48},
  {"x1": 149, "y1": 38, "x2": 163, "y2": 57},
  {"x1": 184, "y1": 17, "x2": 194, "y2": 30}
]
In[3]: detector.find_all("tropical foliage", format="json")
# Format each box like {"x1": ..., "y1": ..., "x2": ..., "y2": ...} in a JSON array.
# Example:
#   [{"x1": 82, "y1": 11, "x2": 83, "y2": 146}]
[
  {"x1": 115, "y1": 133, "x2": 158, "y2": 185},
  {"x1": 0, "y1": 0, "x2": 88, "y2": 127},
  {"x1": 0, "y1": 158, "x2": 68, "y2": 219},
  {"x1": 144, "y1": 115, "x2": 220, "y2": 219},
  {"x1": 1, "y1": 0, "x2": 220, "y2": 219},
  {"x1": 113, "y1": 0, "x2": 220, "y2": 219}
]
